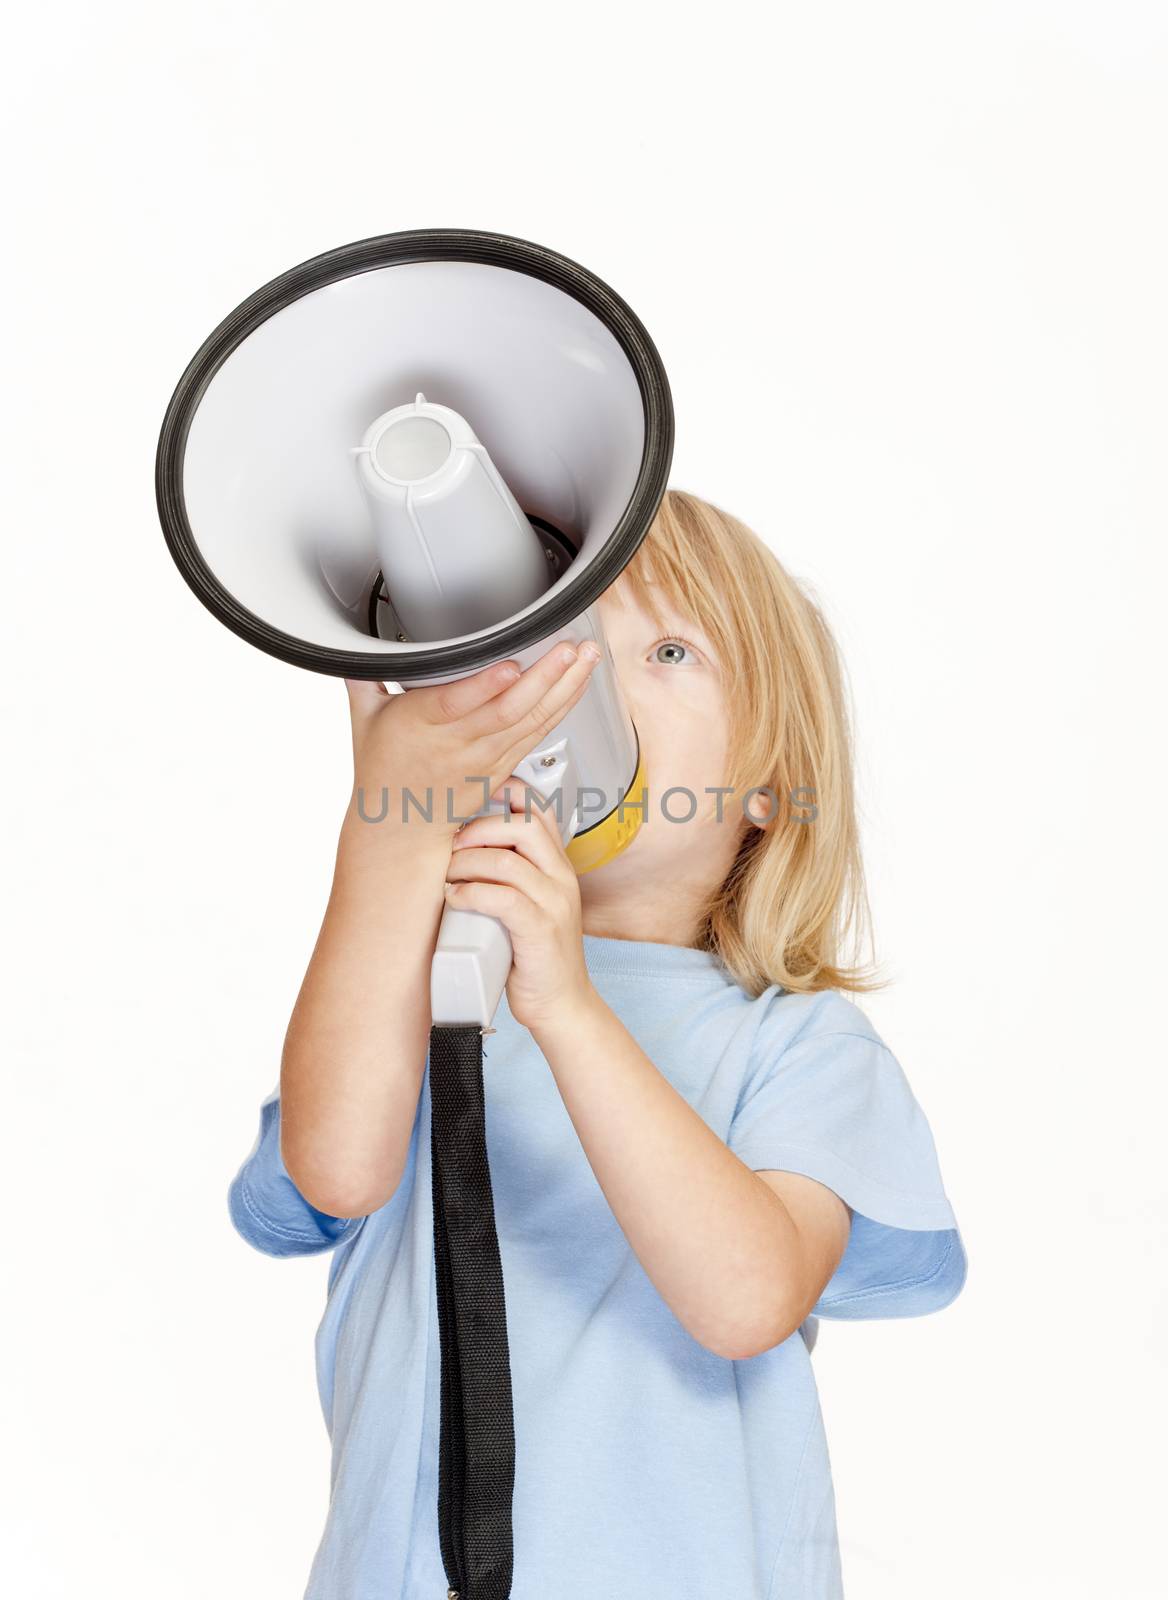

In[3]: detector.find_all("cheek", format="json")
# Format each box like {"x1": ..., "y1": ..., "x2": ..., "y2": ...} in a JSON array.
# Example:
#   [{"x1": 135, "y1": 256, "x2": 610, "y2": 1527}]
[{"x1": 633, "y1": 679, "x2": 732, "y2": 795}]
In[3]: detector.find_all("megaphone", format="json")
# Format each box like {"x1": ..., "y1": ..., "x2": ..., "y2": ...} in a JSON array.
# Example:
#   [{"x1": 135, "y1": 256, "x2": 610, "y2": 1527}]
[
  {"x1": 156, "y1": 227, "x2": 672, "y2": 1027},
  {"x1": 155, "y1": 227, "x2": 674, "y2": 1600}
]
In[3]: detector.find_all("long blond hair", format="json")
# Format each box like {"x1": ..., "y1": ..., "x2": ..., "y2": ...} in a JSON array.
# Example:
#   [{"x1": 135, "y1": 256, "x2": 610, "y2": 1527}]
[{"x1": 612, "y1": 488, "x2": 888, "y2": 998}]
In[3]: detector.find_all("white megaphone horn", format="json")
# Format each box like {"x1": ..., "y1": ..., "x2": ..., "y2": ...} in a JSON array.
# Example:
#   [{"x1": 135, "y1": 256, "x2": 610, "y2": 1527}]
[{"x1": 155, "y1": 227, "x2": 673, "y2": 1029}]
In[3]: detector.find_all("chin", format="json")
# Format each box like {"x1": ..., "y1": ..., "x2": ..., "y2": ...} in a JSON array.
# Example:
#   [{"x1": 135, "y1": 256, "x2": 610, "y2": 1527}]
[{"x1": 576, "y1": 827, "x2": 650, "y2": 889}]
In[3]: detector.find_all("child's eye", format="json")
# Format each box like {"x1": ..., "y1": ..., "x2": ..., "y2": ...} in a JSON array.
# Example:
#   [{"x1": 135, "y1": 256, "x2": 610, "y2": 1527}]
[{"x1": 650, "y1": 636, "x2": 699, "y2": 665}]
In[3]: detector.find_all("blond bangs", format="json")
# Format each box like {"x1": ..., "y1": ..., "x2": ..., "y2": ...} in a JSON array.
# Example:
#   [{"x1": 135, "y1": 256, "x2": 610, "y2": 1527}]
[{"x1": 611, "y1": 489, "x2": 887, "y2": 999}]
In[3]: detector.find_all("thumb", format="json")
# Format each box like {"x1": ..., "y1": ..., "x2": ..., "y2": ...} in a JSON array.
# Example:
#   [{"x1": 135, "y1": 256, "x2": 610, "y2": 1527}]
[{"x1": 343, "y1": 677, "x2": 390, "y2": 723}]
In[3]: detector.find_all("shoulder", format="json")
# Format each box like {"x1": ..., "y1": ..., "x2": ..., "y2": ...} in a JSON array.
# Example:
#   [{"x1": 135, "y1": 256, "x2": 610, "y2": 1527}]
[
  {"x1": 729, "y1": 987, "x2": 933, "y2": 1143},
  {"x1": 740, "y1": 985, "x2": 891, "y2": 1080},
  {"x1": 727, "y1": 986, "x2": 964, "y2": 1246}
]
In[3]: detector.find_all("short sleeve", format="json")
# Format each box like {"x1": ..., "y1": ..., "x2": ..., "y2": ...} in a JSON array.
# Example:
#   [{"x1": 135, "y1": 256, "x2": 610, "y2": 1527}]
[
  {"x1": 727, "y1": 1028, "x2": 967, "y2": 1320},
  {"x1": 227, "y1": 1083, "x2": 367, "y2": 1258}
]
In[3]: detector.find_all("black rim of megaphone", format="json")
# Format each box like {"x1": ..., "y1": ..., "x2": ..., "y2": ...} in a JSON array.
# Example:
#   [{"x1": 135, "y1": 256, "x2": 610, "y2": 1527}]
[{"x1": 154, "y1": 227, "x2": 675, "y2": 681}]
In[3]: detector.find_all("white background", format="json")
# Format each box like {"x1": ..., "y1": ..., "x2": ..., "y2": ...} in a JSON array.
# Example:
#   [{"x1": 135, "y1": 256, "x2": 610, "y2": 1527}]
[{"x1": 3, "y1": 3, "x2": 1165, "y2": 1596}]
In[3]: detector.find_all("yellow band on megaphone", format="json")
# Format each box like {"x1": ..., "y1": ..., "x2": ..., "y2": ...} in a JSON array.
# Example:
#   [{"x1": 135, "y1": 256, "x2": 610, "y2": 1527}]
[{"x1": 566, "y1": 755, "x2": 648, "y2": 875}]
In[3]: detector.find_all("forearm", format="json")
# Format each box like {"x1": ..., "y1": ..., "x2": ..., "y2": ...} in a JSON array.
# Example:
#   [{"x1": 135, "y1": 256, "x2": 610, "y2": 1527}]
[
  {"x1": 530, "y1": 987, "x2": 804, "y2": 1359},
  {"x1": 280, "y1": 807, "x2": 450, "y2": 1217},
  {"x1": 276, "y1": 643, "x2": 598, "y2": 1217}
]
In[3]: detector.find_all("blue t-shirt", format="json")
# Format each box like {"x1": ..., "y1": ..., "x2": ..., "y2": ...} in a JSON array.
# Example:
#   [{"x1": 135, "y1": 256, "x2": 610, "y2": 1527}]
[{"x1": 229, "y1": 934, "x2": 967, "y2": 1600}]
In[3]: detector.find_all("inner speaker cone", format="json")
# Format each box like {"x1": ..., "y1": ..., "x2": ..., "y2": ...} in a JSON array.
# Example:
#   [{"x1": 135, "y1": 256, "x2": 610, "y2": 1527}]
[
  {"x1": 367, "y1": 514, "x2": 579, "y2": 643},
  {"x1": 373, "y1": 416, "x2": 452, "y2": 482}
]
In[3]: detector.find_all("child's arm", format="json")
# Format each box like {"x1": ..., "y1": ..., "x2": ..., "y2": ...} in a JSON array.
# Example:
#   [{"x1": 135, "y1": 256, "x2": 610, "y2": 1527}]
[
  {"x1": 445, "y1": 791, "x2": 852, "y2": 1359},
  {"x1": 278, "y1": 812, "x2": 447, "y2": 1221},
  {"x1": 278, "y1": 641, "x2": 601, "y2": 1220},
  {"x1": 533, "y1": 998, "x2": 852, "y2": 1358}
]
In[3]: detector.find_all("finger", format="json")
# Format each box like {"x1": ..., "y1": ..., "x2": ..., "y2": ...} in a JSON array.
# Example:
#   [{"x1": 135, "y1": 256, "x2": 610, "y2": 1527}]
[
  {"x1": 445, "y1": 844, "x2": 559, "y2": 908},
  {"x1": 485, "y1": 778, "x2": 573, "y2": 859},
  {"x1": 442, "y1": 879, "x2": 542, "y2": 935},
  {"x1": 451, "y1": 807, "x2": 572, "y2": 880},
  {"x1": 488, "y1": 658, "x2": 600, "y2": 787},
  {"x1": 463, "y1": 640, "x2": 600, "y2": 745},
  {"x1": 415, "y1": 659, "x2": 522, "y2": 725}
]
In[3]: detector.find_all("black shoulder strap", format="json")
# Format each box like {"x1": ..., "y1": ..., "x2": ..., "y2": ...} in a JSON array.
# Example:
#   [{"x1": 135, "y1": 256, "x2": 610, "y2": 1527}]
[{"x1": 429, "y1": 1022, "x2": 516, "y2": 1600}]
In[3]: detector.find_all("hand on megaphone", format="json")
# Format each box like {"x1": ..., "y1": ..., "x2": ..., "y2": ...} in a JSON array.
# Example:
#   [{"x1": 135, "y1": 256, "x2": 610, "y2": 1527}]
[
  {"x1": 445, "y1": 776, "x2": 592, "y2": 1033},
  {"x1": 342, "y1": 639, "x2": 601, "y2": 849}
]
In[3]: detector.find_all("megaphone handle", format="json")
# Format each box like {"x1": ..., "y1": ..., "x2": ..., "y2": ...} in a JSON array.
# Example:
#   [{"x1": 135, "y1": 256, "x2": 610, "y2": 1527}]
[
  {"x1": 431, "y1": 901, "x2": 514, "y2": 1029},
  {"x1": 430, "y1": 737, "x2": 580, "y2": 1029}
]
